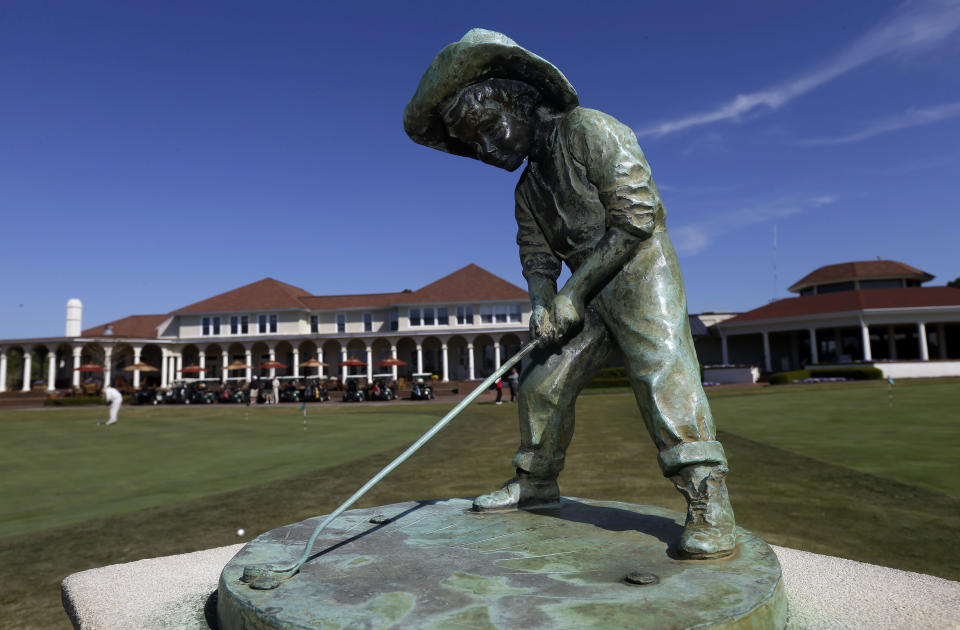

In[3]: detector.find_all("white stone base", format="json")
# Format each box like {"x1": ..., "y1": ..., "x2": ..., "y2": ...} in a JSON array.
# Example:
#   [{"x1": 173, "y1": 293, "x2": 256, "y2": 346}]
[{"x1": 61, "y1": 544, "x2": 960, "y2": 630}]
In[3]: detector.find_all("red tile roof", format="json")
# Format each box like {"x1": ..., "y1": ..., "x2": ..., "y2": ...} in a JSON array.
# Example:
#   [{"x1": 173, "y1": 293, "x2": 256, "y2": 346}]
[
  {"x1": 82, "y1": 265, "x2": 528, "y2": 335},
  {"x1": 788, "y1": 260, "x2": 933, "y2": 292},
  {"x1": 410, "y1": 264, "x2": 527, "y2": 303},
  {"x1": 172, "y1": 278, "x2": 313, "y2": 314},
  {"x1": 300, "y1": 292, "x2": 410, "y2": 310},
  {"x1": 176, "y1": 265, "x2": 527, "y2": 313},
  {"x1": 82, "y1": 314, "x2": 169, "y2": 339},
  {"x1": 723, "y1": 287, "x2": 960, "y2": 325}
]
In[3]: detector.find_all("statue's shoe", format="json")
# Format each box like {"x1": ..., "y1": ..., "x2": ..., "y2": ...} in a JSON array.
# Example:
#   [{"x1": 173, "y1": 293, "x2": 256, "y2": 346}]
[
  {"x1": 671, "y1": 465, "x2": 737, "y2": 559},
  {"x1": 472, "y1": 475, "x2": 560, "y2": 512}
]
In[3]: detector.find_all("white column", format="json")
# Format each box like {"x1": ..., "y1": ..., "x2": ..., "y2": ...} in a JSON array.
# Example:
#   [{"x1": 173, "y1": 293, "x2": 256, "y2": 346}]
[
  {"x1": 318, "y1": 348, "x2": 326, "y2": 379},
  {"x1": 467, "y1": 342, "x2": 475, "y2": 380},
  {"x1": 860, "y1": 319, "x2": 872, "y2": 361},
  {"x1": 160, "y1": 349, "x2": 168, "y2": 387},
  {"x1": 391, "y1": 345, "x2": 398, "y2": 381},
  {"x1": 199, "y1": 352, "x2": 206, "y2": 380},
  {"x1": 938, "y1": 323, "x2": 948, "y2": 359},
  {"x1": 720, "y1": 332, "x2": 729, "y2": 365},
  {"x1": 72, "y1": 347, "x2": 82, "y2": 388},
  {"x1": 221, "y1": 351, "x2": 228, "y2": 383},
  {"x1": 493, "y1": 341, "x2": 502, "y2": 371},
  {"x1": 21, "y1": 350, "x2": 32, "y2": 391},
  {"x1": 887, "y1": 325, "x2": 897, "y2": 360},
  {"x1": 441, "y1": 343, "x2": 449, "y2": 382},
  {"x1": 46, "y1": 351, "x2": 56, "y2": 392},
  {"x1": 0, "y1": 349, "x2": 7, "y2": 393},
  {"x1": 268, "y1": 347, "x2": 276, "y2": 378},
  {"x1": 761, "y1": 331, "x2": 772, "y2": 372},
  {"x1": 416, "y1": 343, "x2": 423, "y2": 375},
  {"x1": 918, "y1": 322, "x2": 929, "y2": 361},
  {"x1": 132, "y1": 346, "x2": 142, "y2": 388},
  {"x1": 244, "y1": 348, "x2": 253, "y2": 381},
  {"x1": 341, "y1": 347, "x2": 348, "y2": 382},
  {"x1": 174, "y1": 352, "x2": 182, "y2": 382},
  {"x1": 103, "y1": 346, "x2": 113, "y2": 387},
  {"x1": 808, "y1": 329, "x2": 818, "y2": 365},
  {"x1": 293, "y1": 348, "x2": 300, "y2": 379},
  {"x1": 365, "y1": 344, "x2": 373, "y2": 381}
]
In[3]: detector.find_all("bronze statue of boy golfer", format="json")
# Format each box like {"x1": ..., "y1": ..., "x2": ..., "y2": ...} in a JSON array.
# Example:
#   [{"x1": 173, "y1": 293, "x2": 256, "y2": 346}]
[{"x1": 404, "y1": 29, "x2": 736, "y2": 559}]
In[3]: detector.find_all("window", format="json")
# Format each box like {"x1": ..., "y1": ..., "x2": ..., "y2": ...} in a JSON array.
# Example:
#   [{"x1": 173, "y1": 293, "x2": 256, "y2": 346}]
[
  {"x1": 336, "y1": 313, "x2": 346, "y2": 333},
  {"x1": 860, "y1": 279, "x2": 903, "y2": 290},
  {"x1": 310, "y1": 315, "x2": 319, "y2": 333},
  {"x1": 363, "y1": 312, "x2": 373, "y2": 332},
  {"x1": 390, "y1": 310, "x2": 398, "y2": 331},
  {"x1": 240, "y1": 315, "x2": 248, "y2": 334},
  {"x1": 258, "y1": 314, "x2": 268, "y2": 333},
  {"x1": 410, "y1": 308, "x2": 421, "y2": 326},
  {"x1": 509, "y1": 304, "x2": 522, "y2": 323},
  {"x1": 438, "y1": 307, "x2": 449, "y2": 325},
  {"x1": 230, "y1": 316, "x2": 239, "y2": 335},
  {"x1": 424, "y1": 307, "x2": 435, "y2": 326},
  {"x1": 495, "y1": 305, "x2": 507, "y2": 323},
  {"x1": 456, "y1": 305, "x2": 473, "y2": 325},
  {"x1": 480, "y1": 305, "x2": 493, "y2": 324},
  {"x1": 202, "y1": 316, "x2": 221, "y2": 336},
  {"x1": 269, "y1": 314, "x2": 277, "y2": 333},
  {"x1": 818, "y1": 281, "x2": 855, "y2": 294}
]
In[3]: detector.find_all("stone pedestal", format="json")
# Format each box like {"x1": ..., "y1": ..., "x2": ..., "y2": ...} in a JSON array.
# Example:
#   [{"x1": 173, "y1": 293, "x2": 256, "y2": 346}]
[{"x1": 218, "y1": 498, "x2": 785, "y2": 629}]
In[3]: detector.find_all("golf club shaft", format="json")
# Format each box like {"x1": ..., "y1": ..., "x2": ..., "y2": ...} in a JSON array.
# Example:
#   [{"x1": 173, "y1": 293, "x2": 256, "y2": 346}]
[{"x1": 278, "y1": 337, "x2": 542, "y2": 574}]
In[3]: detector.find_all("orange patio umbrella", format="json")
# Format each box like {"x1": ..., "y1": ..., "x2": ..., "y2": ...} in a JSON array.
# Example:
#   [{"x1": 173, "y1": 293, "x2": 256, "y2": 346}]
[{"x1": 73, "y1": 363, "x2": 104, "y2": 372}]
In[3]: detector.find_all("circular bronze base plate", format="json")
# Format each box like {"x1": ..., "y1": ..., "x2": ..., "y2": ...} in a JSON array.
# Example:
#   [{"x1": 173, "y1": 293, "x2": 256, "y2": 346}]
[{"x1": 218, "y1": 498, "x2": 786, "y2": 629}]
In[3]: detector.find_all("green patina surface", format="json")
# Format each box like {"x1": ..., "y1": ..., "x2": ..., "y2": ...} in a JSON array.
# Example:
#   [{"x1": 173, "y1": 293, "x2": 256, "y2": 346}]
[{"x1": 218, "y1": 498, "x2": 786, "y2": 629}]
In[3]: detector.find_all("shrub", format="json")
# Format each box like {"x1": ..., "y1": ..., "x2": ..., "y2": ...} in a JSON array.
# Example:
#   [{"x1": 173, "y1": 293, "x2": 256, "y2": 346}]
[
  {"x1": 811, "y1": 367, "x2": 883, "y2": 381},
  {"x1": 44, "y1": 395, "x2": 132, "y2": 406},
  {"x1": 769, "y1": 367, "x2": 883, "y2": 385},
  {"x1": 769, "y1": 370, "x2": 810, "y2": 385}
]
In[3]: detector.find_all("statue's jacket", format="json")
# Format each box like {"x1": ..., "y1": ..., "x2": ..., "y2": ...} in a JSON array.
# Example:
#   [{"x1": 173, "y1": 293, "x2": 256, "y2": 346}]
[{"x1": 515, "y1": 106, "x2": 715, "y2": 455}]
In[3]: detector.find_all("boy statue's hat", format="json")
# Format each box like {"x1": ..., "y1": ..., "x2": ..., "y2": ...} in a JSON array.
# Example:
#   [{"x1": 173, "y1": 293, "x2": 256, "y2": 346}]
[{"x1": 404, "y1": 28, "x2": 579, "y2": 159}]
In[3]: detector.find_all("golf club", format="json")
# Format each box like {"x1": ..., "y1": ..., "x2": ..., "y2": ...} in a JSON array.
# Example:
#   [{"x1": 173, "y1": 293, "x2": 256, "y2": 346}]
[{"x1": 241, "y1": 337, "x2": 542, "y2": 587}]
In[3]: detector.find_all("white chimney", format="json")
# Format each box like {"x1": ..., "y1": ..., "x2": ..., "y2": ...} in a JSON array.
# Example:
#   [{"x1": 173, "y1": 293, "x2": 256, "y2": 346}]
[{"x1": 66, "y1": 299, "x2": 82, "y2": 337}]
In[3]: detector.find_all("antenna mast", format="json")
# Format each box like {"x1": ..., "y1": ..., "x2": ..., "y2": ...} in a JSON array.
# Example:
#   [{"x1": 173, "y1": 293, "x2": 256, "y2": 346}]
[{"x1": 771, "y1": 224, "x2": 778, "y2": 302}]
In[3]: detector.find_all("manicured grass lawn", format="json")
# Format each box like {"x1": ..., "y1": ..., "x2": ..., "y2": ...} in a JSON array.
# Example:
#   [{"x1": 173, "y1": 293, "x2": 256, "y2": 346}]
[
  {"x1": 0, "y1": 404, "x2": 441, "y2": 538},
  {"x1": 1, "y1": 381, "x2": 957, "y2": 629},
  {"x1": 707, "y1": 379, "x2": 960, "y2": 495}
]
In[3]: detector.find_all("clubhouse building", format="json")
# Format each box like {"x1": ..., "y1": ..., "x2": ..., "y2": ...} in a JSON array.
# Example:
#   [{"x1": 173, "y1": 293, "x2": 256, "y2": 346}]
[
  {"x1": 0, "y1": 265, "x2": 533, "y2": 392},
  {"x1": 2, "y1": 259, "x2": 959, "y2": 392},
  {"x1": 715, "y1": 260, "x2": 960, "y2": 378}
]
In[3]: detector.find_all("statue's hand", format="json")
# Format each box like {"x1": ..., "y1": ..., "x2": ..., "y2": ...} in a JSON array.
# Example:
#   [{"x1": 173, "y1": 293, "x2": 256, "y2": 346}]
[
  {"x1": 552, "y1": 293, "x2": 584, "y2": 341},
  {"x1": 530, "y1": 304, "x2": 558, "y2": 345}
]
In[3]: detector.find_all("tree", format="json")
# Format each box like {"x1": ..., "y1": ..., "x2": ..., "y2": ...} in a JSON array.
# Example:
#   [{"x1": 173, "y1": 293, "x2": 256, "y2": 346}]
[{"x1": 949, "y1": 277, "x2": 960, "y2": 289}]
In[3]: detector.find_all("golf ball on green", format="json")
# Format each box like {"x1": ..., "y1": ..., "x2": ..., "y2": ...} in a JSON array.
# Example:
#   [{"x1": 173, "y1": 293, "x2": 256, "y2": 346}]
[{"x1": 237, "y1": 528, "x2": 245, "y2": 536}]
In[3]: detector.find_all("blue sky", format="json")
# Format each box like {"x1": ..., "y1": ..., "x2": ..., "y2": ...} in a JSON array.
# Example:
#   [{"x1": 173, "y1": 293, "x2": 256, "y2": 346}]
[{"x1": 2, "y1": 0, "x2": 958, "y2": 338}]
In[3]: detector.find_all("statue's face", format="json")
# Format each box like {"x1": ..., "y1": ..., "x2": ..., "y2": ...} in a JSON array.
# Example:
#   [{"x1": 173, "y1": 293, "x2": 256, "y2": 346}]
[{"x1": 446, "y1": 99, "x2": 533, "y2": 172}]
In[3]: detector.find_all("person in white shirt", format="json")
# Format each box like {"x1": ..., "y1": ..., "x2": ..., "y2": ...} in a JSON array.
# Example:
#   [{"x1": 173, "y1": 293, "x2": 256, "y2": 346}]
[
  {"x1": 101, "y1": 385, "x2": 122, "y2": 426},
  {"x1": 272, "y1": 376, "x2": 281, "y2": 404}
]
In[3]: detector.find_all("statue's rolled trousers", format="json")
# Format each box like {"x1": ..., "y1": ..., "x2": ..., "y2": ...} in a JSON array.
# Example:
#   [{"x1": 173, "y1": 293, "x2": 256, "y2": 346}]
[{"x1": 405, "y1": 29, "x2": 736, "y2": 559}]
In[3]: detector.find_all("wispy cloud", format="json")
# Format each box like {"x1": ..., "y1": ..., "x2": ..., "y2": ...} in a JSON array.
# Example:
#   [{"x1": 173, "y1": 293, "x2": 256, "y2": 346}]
[
  {"x1": 673, "y1": 196, "x2": 836, "y2": 255},
  {"x1": 798, "y1": 101, "x2": 960, "y2": 145},
  {"x1": 637, "y1": 1, "x2": 960, "y2": 138}
]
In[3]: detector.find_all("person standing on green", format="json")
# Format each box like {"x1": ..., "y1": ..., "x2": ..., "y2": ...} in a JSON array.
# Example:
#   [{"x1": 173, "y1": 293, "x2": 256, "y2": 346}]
[{"x1": 405, "y1": 29, "x2": 736, "y2": 559}]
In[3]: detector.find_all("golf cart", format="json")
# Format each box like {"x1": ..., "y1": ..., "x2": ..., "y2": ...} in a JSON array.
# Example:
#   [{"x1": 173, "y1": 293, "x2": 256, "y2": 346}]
[
  {"x1": 343, "y1": 376, "x2": 366, "y2": 402},
  {"x1": 410, "y1": 373, "x2": 435, "y2": 400}
]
